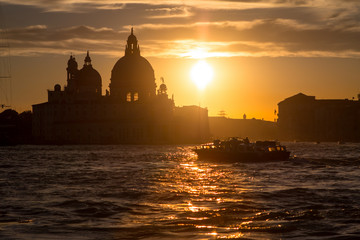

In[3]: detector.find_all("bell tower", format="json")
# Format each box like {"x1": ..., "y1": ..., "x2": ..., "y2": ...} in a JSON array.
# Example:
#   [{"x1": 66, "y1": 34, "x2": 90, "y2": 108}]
[{"x1": 66, "y1": 54, "x2": 78, "y2": 92}]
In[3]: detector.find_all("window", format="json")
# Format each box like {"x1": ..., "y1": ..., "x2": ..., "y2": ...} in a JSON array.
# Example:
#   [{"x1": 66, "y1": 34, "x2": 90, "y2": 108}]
[
  {"x1": 134, "y1": 92, "x2": 138, "y2": 101},
  {"x1": 126, "y1": 92, "x2": 131, "y2": 102}
]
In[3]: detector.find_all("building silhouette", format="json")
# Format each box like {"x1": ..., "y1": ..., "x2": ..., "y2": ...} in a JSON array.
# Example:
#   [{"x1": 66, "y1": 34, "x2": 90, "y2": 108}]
[
  {"x1": 32, "y1": 29, "x2": 209, "y2": 144},
  {"x1": 278, "y1": 93, "x2": 360, "y2": 142},
  {"x1": 209, "y1": 117, "x2": 277, "y2": 140}
]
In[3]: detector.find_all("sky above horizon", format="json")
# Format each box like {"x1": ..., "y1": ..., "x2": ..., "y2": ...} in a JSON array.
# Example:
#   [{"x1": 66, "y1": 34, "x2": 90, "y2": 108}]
[{"x1": 1, "y1": 0, "x2": 360, "y2": 120}]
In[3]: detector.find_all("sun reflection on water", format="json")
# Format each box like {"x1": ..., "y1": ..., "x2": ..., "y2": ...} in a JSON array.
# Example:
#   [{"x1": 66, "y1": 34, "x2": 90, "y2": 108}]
[
  {"x1": 142, "y1": 147, "x2": 284, "y2": 239},
  {"x1": 159, "y1": 156, "x2": 250, "y2": 238}
]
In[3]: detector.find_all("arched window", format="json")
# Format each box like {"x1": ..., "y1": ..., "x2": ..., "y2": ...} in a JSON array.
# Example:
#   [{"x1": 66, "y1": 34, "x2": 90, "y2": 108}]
[
  {"x1": 126, "y1": 92, "x2": 131, "y2": 102},
  {"x1": 134, "y1": 92, "x2": 139, "y2": 101}
]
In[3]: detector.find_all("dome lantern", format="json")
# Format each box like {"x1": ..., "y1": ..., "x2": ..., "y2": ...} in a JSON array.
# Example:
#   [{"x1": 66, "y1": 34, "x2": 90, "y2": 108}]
[
  {"x1": 84, "y1": 50, "x2": 92, "y2": 66},
  {"x1": 125, "y1": 27, "x2": 140, "y2": 56}
]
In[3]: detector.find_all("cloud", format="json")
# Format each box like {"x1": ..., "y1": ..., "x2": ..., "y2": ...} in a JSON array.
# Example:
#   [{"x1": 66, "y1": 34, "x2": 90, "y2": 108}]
[
  {"x1": 2, "y1": 0, "x2": 360, "y2": 31},
  {"x1": 6, "y1": 25, "x2": 124, "y2": 42},
  {"x1": 2, "y1": 0, "x2": 360, "y2": 59},
  {"x1": 5, "y1": 19, "x2": 360, "y2": 59},
  {"x1": 5, "y1": 25, "x2": 125, "y2": 56},
  {"x1": 1, "y1": 0, "x2": 357, "y2": 12},
  {"x1": 146, "y1": 6, "x2": 193, "y2": 19}
]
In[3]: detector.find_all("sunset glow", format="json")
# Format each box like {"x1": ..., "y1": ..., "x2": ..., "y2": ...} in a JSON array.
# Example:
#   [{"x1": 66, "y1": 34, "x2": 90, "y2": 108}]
[
  {"x1": 1, "y1": 0, "x2": 360, "y2": 120},
  {"x1": 190, "y1": 60, "x2": 214, "y2": 90},
  {"x1": 2, "y1": 2, "x2": 360, "y2": 240}
]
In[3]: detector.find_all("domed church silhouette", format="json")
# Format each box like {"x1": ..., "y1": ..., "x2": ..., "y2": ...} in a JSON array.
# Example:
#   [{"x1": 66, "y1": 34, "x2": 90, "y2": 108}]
[
  {"x1": 110, "y1": 28, "x2": 156, "y2": 102},
  {"x1": 32, "y1": 29, "x2": 210, "y2": 144}
]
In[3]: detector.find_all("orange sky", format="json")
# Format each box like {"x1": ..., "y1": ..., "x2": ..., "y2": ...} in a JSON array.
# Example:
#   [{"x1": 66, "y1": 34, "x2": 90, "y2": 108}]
[{"x1": 1, "y1": 0, "x2": 360, "y2": 120}]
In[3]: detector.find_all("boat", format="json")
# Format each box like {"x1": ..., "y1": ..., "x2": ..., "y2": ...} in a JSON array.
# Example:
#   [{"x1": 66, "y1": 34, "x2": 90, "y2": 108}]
[{"x1": 193, "y1": 137, "x2": 290, "y2": 162}]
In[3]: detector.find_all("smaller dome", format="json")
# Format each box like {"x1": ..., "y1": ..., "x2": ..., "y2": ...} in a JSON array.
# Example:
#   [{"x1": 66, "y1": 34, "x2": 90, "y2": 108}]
[
  {"x1": 77, "y1": 51, "x2": 101, "y2": 87},
  {"x1": 157, "y1": 77, "x2": 168, "y2": 95},
  {"x1": 78, "y1": 65, "x2": 101, "y2": 87},
  {"x1": 160, "y1": 83, "x2": 167, "y2": 91},
  {"x1": 160, "y1": 77, "x2": 167, "y2": 91},
  {"x1": 54, "y1": 84, "x2": 61, "y2": 91}
]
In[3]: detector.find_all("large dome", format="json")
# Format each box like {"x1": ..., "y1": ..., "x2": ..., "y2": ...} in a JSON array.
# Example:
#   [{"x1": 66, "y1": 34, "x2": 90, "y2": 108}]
[
  {"x1": 111, "y1": 55, "x2": 155, "y2": 88},
  {"x1": 109, "y1": 28, "x2": 156, "y2": 101}
]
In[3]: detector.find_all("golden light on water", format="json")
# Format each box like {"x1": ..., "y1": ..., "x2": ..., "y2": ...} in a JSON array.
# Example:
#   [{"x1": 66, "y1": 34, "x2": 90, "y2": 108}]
[
  {"x1": 152, "y1": 152, "x2": 271, "y2": 239},
  {"x1": 190, "y1": 60, "x2": 214, "y2": 90}
]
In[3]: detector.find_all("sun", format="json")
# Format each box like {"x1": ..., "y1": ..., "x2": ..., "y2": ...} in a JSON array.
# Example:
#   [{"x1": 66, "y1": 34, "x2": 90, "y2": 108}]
[{"x1": 190, "y1": 60, "x2": 214, "y2": 90}]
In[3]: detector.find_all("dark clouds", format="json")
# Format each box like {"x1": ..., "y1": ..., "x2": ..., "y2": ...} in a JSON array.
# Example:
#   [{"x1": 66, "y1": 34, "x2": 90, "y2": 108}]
[{"x1": 1, "y1": 0, "x2": 360, "y2": 58}]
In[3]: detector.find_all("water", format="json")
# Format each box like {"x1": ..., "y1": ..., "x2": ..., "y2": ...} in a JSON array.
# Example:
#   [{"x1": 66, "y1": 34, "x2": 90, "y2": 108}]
[{"x1": 1, "y1": 142, "x2": 360, "y2": 240}]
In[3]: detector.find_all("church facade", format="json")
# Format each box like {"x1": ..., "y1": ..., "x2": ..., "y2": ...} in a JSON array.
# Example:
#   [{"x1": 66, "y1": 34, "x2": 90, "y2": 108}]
[{"x1": 32, "y1": 29, "x2": 210, "y2": 144}]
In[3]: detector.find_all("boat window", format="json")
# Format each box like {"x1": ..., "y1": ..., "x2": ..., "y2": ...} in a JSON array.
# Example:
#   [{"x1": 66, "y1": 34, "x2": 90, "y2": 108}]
[
  {"x1": 134, "y1": 92, "x2": 139, "y2": 101},
  {"x1": 268, "y1": 147, "x2": 276, "y2": 152}
]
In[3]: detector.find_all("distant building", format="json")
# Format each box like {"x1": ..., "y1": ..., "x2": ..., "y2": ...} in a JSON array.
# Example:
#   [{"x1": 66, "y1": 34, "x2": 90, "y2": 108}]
[
  {"x1": 32, "y1": 29, "x2": 209, "y2": 144},
  {"x1": 209, "y1": 117, "x2": 277, "y2": 140},
  {"x1": 277, "y1": 93, "x2": 360, "y2": 142},
  {"x1": 0, "y1": 109, "x2": 32, "y2": 145}
]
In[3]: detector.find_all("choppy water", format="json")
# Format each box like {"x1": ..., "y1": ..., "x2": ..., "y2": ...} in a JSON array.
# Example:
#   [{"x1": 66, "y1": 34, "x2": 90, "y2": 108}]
[{"x1": 1, "y1": 142, "x2": 360, "y2": 240}]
